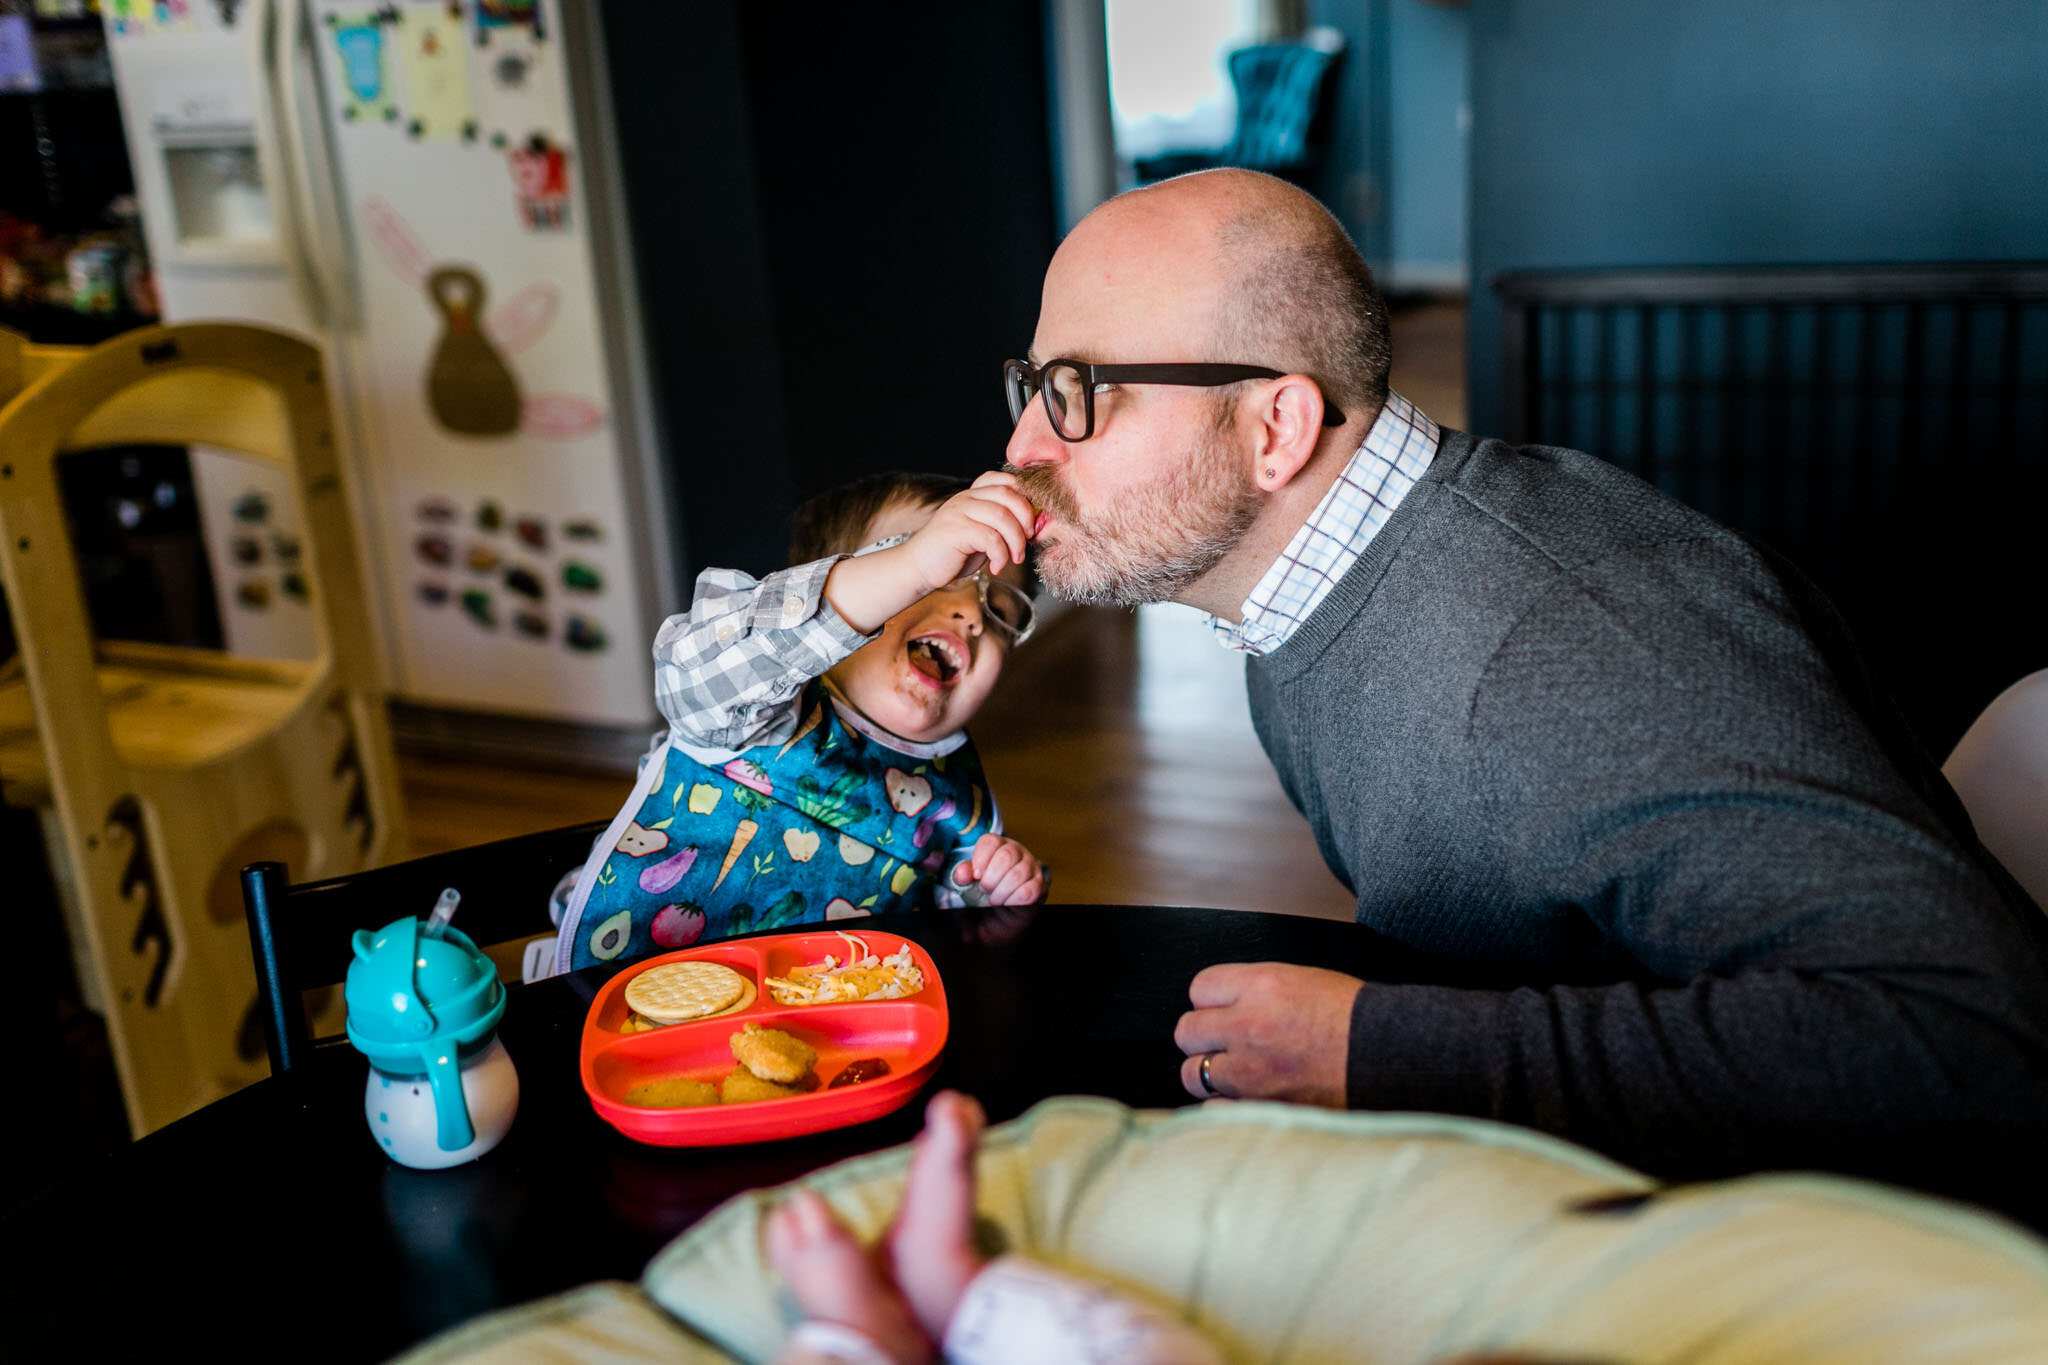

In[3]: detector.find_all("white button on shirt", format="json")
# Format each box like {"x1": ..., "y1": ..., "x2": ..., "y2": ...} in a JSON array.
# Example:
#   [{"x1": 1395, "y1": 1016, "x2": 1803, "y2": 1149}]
[{"x1": 1210, "y1": 389, "x2": 1440, "y2": 656}]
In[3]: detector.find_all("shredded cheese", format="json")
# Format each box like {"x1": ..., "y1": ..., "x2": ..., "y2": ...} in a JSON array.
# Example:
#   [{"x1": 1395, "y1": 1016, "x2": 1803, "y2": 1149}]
[{"x1": 767, "y1": 934, "x2": 924, "y2": 1005}]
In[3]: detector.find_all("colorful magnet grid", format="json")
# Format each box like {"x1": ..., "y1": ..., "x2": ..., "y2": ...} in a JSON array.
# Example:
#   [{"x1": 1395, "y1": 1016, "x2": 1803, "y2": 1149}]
[
  {"x1": 410, "y1": 491, "x2": 610, "y2": 655},
  {"x1": 223, "y1": 486, "x2": 310, "y2": 616}
]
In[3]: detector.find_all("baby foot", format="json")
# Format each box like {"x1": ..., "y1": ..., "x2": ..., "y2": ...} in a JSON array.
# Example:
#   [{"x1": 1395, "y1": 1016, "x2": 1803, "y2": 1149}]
[
  {"x1": 766, "y1": 1189, "x2": 932, "y2": 1365},
  {"x1": 885, "y1": 1091, "x2": 989, "y2": 1343}
]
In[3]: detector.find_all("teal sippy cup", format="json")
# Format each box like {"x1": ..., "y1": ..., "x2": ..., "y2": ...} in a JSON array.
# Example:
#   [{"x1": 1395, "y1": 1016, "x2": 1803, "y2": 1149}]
[{"x1": 344, "y1": 889, "x2": 520, "y2": 1169}]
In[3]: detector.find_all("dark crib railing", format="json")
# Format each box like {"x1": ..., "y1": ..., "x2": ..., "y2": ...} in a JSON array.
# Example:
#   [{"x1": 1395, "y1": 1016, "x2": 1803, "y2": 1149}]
[{"x1": 1496, "y1": 264, "x2": 2048, "y2": 756}]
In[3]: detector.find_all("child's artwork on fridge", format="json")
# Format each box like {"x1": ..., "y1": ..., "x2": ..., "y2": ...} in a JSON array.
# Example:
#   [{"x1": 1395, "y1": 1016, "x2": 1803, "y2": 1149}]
[{"x1": 360, "y1": 195, "x2": 602, "y2": 440}]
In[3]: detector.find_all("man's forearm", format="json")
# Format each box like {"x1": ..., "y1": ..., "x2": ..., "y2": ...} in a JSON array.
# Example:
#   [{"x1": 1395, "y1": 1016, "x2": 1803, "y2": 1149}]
[{"x1": 1345, "y1": 968, "x2": 2048, "y2": 1196}]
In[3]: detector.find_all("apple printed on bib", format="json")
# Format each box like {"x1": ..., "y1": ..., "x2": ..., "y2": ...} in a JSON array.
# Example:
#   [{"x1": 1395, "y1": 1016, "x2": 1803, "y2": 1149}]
[{"x1": 563, "y1": 686, "x2": 995, "y2": 971}]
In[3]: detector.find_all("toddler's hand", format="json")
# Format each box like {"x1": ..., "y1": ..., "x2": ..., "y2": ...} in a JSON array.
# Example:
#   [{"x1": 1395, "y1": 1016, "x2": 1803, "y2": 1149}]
[
  {"x1": 959, "y1": 833, "x2": 1048, "y2": 906},
  {"x1": 900, "y1": 472, "x2": 1038, "y2": 591}
]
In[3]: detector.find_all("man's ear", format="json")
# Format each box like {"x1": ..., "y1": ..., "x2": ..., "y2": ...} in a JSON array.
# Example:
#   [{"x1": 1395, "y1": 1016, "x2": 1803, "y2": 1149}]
[{"x1": 1248, "y1": 374, "x2": 1329, "y2": 492}]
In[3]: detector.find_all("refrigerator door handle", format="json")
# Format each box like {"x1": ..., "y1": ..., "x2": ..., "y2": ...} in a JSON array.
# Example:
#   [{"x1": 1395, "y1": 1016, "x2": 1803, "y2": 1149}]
[
  {"x1": 252, "y1": 0, "x2": 328, "y2": 329},
  {"x1": 269, "y1": 0, "x2": 359, "y2": 333}
]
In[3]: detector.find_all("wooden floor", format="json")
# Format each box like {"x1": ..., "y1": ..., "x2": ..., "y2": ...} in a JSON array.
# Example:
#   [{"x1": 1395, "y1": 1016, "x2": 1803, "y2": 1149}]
[{"x1": 393, "y1": 301, "x2": 1466, "y2": 921}]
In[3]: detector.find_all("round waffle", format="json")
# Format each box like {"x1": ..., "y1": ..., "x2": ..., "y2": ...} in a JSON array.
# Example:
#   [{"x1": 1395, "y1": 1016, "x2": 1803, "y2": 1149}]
[{"x1": 624, "y1": 960, "x2": 747, "y2": 1023}]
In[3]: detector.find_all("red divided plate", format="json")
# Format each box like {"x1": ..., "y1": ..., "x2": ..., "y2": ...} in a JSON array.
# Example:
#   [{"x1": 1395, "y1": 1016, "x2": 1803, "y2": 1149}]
[{"x1": 579, "y1": 930, "x2": 947, "y2": 1146}]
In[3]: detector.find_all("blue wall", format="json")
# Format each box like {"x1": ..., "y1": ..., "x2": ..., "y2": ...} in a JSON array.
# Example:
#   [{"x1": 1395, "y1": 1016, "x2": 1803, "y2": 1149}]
[
  {"x1": 1466, "y1": 0, "x2": 2048, "y2": 432},
  {"x1": 1381, "y1": 0, "x2": 1468, "y2": 289},
  {"x1": 1313, "y1": 0, "x2": 1469, "y2": 292}
]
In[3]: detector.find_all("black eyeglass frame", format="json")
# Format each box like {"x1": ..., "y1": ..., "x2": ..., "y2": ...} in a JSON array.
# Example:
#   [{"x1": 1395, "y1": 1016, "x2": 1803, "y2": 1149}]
[{"x1": 1004, "y1": 358, "x2": 1346, "y2": 443}]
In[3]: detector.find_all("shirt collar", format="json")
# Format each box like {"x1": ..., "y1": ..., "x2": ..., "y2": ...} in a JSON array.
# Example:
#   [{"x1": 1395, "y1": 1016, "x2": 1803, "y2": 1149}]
[{"x1": 1208, "y1": 390, "x2": 1440, "y2": 656}]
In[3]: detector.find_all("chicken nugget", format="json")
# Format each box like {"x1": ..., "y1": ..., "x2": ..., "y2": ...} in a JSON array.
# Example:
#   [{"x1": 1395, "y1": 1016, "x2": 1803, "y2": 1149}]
[
  {"x1": 729, "y1": 1023, "x2": 818, "y2": 1083},
  {"x1": 624, "y1": 1076, "x2": 720, "y2": 1108},
  {"x1": 719, "y1": 1066, "x2": 803, "y2": 1103}
]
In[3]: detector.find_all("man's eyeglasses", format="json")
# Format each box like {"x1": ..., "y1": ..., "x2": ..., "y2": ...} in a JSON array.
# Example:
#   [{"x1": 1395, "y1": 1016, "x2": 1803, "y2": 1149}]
[
  {"x1": 854, "y1": 534, "x2": 1037, "y2": 644},
  {"x1": 1004, "y1": 357, "x2": 1346, "y2": 443}
]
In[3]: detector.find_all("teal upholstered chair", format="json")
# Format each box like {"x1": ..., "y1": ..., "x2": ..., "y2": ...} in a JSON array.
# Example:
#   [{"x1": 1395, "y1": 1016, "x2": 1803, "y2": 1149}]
[{"x1": 1134, "y1": 28, "x2": 1346, "y2": 192}]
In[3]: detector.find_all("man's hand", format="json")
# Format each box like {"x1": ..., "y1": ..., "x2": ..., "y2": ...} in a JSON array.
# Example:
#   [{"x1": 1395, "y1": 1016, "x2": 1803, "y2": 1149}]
[
  {"x1": 1173, "y1": 963, "x2": 1363, "y2": 1108},
  {"x1": 959, "y1": 833, "x2": 1048, "y2": 906}
]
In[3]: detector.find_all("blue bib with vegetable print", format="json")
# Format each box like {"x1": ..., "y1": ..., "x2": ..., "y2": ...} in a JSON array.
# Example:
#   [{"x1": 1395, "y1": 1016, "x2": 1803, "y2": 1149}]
[{"x1": 559, "y1": 686, "x2": 995, "y2": 971}]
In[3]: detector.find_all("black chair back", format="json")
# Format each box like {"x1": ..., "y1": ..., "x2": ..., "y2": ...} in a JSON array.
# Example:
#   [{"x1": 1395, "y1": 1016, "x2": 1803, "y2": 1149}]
[{"x1": 239, "y1": 819, "x2": 606, "y2": 1074}]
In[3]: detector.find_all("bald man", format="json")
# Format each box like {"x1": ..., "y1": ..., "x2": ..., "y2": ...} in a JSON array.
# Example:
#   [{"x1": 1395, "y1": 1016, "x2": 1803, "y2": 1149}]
[{"x1": 994, "y1": 169, "x2": 2048, "y2": 1210}]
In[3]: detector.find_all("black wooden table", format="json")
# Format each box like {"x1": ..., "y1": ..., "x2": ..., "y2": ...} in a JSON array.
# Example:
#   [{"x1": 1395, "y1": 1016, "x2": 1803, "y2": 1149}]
[{"x1": 4, "y1": 903, "x2": 1411, "y2": 1362}]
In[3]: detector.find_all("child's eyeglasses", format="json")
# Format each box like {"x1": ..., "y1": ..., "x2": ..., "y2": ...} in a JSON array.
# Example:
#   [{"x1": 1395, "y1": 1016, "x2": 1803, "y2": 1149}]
[
  {"x1": 944, "y1": 569, "x2": 1036, "y2": 645},
  {"x1": 853, "y1": 534, "x2": 1037, "y2": 645}
]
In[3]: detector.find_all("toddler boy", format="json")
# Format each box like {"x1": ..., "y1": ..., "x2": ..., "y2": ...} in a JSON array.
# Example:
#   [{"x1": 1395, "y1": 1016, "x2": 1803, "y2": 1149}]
[{"x1": 549, "y1": 471, "x2": 1047, "y2": 974}]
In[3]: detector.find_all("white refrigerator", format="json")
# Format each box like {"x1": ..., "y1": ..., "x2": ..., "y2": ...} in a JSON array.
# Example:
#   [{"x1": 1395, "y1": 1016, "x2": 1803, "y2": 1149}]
[{"x1": 101, "y1": 0, "x2": 675, "y2": 734}]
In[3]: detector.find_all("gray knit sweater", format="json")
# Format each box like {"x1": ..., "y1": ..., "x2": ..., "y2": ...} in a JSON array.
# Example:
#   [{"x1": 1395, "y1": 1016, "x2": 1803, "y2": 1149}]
[{"x1": 1247, "y1": 429, "x2": 2048, "y2": 1200}]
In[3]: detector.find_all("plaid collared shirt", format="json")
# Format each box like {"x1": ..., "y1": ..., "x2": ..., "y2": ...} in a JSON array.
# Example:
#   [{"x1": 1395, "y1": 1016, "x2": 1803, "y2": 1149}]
[
  {"x1": 1209, "y1": 389, "x2": 1440, "y2": 656},
  {"x1": 653, "y1": 535, "x2": 978, "y2": 759},
  {"x1": 651, "y1": 555, "x2": 874, "y2": 752}
]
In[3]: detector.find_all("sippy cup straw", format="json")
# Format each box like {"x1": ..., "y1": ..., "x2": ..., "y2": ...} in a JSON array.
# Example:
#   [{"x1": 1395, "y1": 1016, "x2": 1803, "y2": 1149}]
[{"x1": 423, "y1": 886, "x2": 461, "y2": 939}]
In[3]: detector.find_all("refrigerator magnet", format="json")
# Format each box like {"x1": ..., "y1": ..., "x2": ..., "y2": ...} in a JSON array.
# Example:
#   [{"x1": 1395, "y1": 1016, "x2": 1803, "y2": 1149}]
[
  {"x1": 328, "y1": 10, "x2": 400, "y2": 124},
  {"x1": 396, "y1": 2, "x2": 477, "y2": 141},
  {"x1": 504, "y1": 565, "x2": 544, "y2": 600},
  {"x1": 508, "y1": 133, "x2": 572, "y2": 231},
  {"x1": 107, "y1": 1, "x2": 149, "y2": 35},
  {"x1": 474, "y1": 22, "x2": 565, "y2": 151},
  {"x1": 460, "y1": 588, "x2": 497, "y2": 629},
  {"x1": 474, "y1": 0, "x2": 543, "y2": 39}
]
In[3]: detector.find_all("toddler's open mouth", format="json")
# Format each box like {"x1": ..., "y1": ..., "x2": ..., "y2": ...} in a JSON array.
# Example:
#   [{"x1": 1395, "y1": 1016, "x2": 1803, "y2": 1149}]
[{"x1": 906, "y1": 633, "x2": 964, "y2": 685}]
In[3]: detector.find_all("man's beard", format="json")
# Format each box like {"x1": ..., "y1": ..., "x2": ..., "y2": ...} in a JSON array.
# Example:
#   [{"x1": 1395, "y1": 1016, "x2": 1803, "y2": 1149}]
[{"x1": 1007, "y1": 430, "x2": 1260, "y2": 607}]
